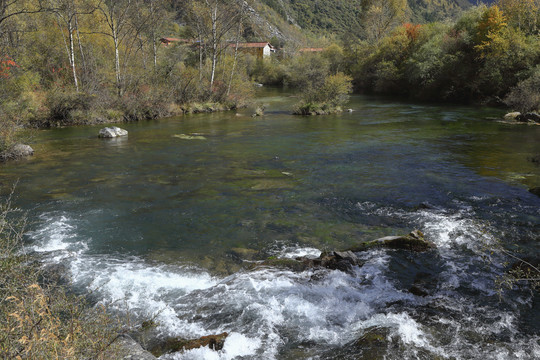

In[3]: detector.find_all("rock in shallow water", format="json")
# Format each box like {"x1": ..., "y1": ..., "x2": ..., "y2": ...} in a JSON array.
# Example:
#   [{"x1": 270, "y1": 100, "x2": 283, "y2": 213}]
[
  {"x1": 1, "y1": 143, "x2": 34, "y2": 161},
  {"x1": 504, "y1": 112, "x2": 521, "y2": 121},
  {"x1": 99, "y1": 126, "x2": 128, "y2": 138},
  {"x1": 150, "y1": 332, "x2": 228, "y2": 357},
  {"x1": 348, "y1": 230, "x2": 435, "y2": 252},
  {"x1": 116, "y1": 335, "x2": 156, "y2": 360}
]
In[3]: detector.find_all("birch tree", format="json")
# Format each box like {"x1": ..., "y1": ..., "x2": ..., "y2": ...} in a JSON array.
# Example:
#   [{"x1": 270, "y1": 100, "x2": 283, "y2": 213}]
[
  {"x1": 96, "y1": 0, "x2": 134, "y2": 95},
  {"x1": 49, "y1": 0, "x2": 96, "y2": 91},
  {"x1": 188, "y1": 0, "x2": 243, "y2": 89}
]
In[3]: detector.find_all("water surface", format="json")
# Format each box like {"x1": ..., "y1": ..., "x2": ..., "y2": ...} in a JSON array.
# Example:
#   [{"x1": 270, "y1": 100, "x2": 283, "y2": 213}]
[{"x1": 2, "y1": 88, "x2": 540, "y2": 359}]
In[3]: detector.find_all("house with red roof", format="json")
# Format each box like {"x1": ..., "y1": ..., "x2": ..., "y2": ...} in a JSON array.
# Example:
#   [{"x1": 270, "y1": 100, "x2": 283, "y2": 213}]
[{"x1": 229, "y1": 42, "x2": 275, "y2": 58}]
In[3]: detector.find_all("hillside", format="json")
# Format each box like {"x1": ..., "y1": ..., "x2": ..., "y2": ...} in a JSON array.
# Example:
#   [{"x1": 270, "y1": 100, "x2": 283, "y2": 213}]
[{"x1": 253, "y1": 0, "x2": 491, "y2": 37}]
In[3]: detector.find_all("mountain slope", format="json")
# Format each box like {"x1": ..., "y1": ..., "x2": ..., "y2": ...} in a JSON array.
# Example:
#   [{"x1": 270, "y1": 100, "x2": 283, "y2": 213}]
[{"x1": 256, "y1": 0, "x2": 490, "y2": 35}]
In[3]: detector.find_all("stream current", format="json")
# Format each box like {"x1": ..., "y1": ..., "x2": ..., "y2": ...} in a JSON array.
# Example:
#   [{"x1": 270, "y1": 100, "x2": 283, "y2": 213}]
[{"x1": 2, "y1": 89, "x2": 539, "y2": 359}]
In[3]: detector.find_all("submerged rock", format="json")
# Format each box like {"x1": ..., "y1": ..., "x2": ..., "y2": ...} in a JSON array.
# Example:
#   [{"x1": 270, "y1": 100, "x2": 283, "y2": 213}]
[
  {"x1": 348, "y1": 230, "x2": 435, "y2": 252},
  {"x1": 99, "y1": 126, "x2": 128, "y2": 138},
  {"x1": 173, "y1": 134, "x2": 206, "y2": 140},
  {"x1": 1, "y1": 143, "x2": 34, "y2": 161},
  {"x1": 228, "y1": 247, "x2": 260, "y2": 262},
  {"x1": 150, "y1": 332, "x2": 228, "y2": 357}
]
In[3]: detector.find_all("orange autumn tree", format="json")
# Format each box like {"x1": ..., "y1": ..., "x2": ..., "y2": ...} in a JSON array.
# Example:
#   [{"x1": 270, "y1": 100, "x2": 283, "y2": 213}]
[{"x1": 403, "y1": 23, "x2": 421, "y2": 42}]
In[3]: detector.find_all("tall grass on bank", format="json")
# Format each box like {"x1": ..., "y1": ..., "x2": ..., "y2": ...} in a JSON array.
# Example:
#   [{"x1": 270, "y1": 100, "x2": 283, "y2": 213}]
[{"x1": 0, "y1": 188, "x2": 125, "y2": 359}]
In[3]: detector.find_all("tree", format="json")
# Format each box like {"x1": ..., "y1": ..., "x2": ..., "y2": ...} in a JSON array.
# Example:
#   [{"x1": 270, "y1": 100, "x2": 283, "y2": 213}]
[
  {"x1": 360, "y1": 0, "x2": 408, "y2": 43},
  {"x1": 49, "y1": 0, "x2": 97, "y2": 91},
  {"x1": 187, "y1": 0, "x2": 243, "y2": 89},
  {"x1": 474, "y1": 5, "x2": 508, "y2": 59},
  {"x1": 96, "y1": 0, "x2": 135, "y2": 95},
  {"x1": 498, "y1": 0, "x2": 539, "y2": 34},
  {"x1": 0, "y1": 0, "x2": 46, "y2": 31}
]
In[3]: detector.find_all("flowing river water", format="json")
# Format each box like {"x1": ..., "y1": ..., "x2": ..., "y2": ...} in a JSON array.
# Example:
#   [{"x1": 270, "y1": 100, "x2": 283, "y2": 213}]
[{"x1": 1, "y1": 89, "x2": 540, "y2": 359}]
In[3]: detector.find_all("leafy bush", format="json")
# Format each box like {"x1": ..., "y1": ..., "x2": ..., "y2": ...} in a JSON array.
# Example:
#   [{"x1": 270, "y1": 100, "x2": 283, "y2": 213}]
[
  {"x1": 45, "y1": 90, "x2": 98, "y2": 126},
  {"x1": 294, "y1": 73, "x2": 352, "y2": 115},
  {"x1": 505, "y1": 66, "x2": 540, "y2": 113}
]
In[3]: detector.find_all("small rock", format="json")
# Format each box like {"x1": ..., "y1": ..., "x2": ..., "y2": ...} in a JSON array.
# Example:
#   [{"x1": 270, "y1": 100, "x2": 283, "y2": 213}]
[
  {"x1": 39, "y1": 263, "x2": 71, "y2": 286},
  {"x1": 347, "y1": 108, "x2": 354, "y2": 112},
  {"x1": 99, "y1": 126, "x2": 128, "y2": 138},
  {"x1": 504, "y1": 112, "x2": 521, "y2": 121},
  {"x1": 12, "y1": 144, "x2": 34, "y2": 157},
  {"x1": 409, "y1": 285, "x2": 429, "y2": 297}
]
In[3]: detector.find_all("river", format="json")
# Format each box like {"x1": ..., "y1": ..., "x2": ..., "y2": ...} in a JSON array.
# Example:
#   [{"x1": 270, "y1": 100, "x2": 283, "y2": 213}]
[{"x1": 1, "y1": 88, "x2": 539, "y2": 359}]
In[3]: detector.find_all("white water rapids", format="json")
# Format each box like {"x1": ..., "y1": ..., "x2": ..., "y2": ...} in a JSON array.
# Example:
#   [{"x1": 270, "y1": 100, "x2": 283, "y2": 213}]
[{"x1": 27, "y1": 205, "x2": 540, "y2": 359}]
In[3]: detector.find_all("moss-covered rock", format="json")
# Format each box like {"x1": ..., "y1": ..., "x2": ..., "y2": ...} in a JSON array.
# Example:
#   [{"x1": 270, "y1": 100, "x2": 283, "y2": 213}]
[{"x1": 348, "y1": 230, "x2": 435, "y2": 252}]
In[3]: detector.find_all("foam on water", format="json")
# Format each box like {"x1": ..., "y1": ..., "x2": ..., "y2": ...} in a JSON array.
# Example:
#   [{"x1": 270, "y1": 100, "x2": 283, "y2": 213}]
[
  {"x1": 27, "y1": 214, "x2": 87, "y2": 254},
  {"x1": 26, "y1": 209, "x2": 540, "y2": 359}
]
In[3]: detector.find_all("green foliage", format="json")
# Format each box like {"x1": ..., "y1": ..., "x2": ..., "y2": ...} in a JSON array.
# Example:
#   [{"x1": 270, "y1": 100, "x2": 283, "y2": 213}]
[
  {"x1": 284, "y1": 53, "x2": 330, "y2": 89},
  {"x1": 348, "y1": 5, "x2": 540, "y2": 104},
  {"x1": 261, "y1": 0, "x2": 364, "y2": 34},
  {"x1": 294, "y1": 73, "x2": 353, "y2": 115},
  {"x1": 46, "y1": 90, "x2": 97, "y2": 125},
  {"x1": 505, "y1": 65, "x2": 540, "y2": 112}
]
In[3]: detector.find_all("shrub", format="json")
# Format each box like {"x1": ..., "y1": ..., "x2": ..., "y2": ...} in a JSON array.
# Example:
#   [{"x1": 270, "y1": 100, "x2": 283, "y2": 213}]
[
  {"x1": 505, "y1": 66, "x2": 540, "y2": 113},
  {"x1": 45, "y1": 90, "x2": 97, "y2": 126},
  {"x1": 294, "y1": 73, "x2": 352, "y2": 115}
]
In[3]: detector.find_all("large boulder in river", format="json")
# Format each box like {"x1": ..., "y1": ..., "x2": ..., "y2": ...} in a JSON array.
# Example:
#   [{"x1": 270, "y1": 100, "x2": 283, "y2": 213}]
[
  {"x1": 150, "y1": 332, "x2": 228, "y2": 357},
  {"x1": 99, "y1": 126, "x2": 128, "y2": 138},
  {"x1": 348, "y1": 230, "x2": 435, "y2": 252}
]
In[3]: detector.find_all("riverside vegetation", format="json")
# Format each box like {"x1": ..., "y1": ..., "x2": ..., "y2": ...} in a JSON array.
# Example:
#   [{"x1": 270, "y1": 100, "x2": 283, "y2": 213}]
[{"x1": 1, "y1": 1, "x2": 539, "y2": 159}]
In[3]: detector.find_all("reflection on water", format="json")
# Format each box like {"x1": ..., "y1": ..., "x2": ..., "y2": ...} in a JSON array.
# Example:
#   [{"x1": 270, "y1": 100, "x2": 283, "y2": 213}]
[{"x1": 2, "y1": 88, "x2": 540, "y2": 359}]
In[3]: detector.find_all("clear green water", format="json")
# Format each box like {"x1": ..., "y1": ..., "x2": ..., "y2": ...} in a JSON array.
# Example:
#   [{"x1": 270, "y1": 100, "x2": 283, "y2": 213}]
[{"x1": 2, "y1": 88, "x2": 540, "y2": 359}]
